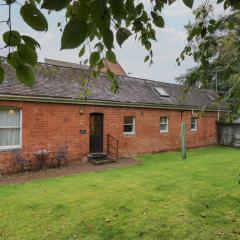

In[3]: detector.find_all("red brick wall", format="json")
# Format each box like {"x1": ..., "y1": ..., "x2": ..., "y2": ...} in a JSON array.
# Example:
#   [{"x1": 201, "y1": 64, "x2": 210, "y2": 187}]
[{"x1": 0, "y1": 101, "x2": 218, "y2": 173}]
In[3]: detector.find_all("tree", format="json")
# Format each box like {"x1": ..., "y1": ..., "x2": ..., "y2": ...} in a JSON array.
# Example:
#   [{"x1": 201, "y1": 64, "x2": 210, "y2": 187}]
[
  {"x1": 0, "y1": 0, "x2": 239, "y2": 92},
  {"x1": 177, "y1": 6, "x2": 240, "y2": 120}
]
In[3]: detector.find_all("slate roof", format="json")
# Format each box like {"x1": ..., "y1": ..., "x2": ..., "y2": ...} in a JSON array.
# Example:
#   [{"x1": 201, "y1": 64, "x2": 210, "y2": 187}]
[{"x1": 0, "y1": 60, "x2": 229, "y2": 111}]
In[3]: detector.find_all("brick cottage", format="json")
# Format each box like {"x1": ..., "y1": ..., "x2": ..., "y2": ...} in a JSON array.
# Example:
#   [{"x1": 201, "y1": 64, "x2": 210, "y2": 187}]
[{"x1": 0, "y1": 59, "x2": 229, "y2": 173}]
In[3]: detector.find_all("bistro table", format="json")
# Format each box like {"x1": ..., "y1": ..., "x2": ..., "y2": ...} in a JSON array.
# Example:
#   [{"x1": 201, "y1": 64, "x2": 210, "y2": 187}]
[{"x1": 34, "y1": 150, "x2": 51, "y2": 170}]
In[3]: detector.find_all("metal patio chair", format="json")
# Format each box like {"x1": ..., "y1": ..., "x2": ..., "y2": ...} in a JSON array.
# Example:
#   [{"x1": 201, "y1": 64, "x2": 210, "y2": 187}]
[
  {"x1": 12, "y1": 150, "x2": 32, "y2": 172},
  {"x1": 52, "y1": 144, "x2": 68, "y2": 167}
]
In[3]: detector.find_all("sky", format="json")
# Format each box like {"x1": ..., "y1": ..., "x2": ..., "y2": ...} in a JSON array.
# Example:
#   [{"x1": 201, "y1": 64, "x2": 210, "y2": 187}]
[{"x1": 0, "y1": 0, "x2": 226, "y2": 84}]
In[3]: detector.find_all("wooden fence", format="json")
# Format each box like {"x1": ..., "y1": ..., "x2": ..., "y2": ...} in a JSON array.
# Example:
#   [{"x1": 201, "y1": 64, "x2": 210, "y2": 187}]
[{"x1": 218, "y1": 123, "x2": 240, "y2": 147}]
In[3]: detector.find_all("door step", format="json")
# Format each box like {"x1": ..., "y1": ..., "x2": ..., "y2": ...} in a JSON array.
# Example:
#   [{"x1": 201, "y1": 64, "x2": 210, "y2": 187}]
[{"x1": 88, "y1": 153, "x2": 115, "y2": 165}]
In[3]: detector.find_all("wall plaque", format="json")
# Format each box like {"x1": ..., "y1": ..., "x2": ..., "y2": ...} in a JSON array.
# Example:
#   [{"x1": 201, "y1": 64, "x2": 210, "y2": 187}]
[{"x1": 80, "y1": 129, "x2": 86, "y2": 134}]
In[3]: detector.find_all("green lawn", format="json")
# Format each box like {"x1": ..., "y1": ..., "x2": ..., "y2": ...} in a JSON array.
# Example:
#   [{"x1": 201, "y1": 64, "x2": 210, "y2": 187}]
[{"x1": 0, "y1": 147, "x2": 240, "y2": 240}]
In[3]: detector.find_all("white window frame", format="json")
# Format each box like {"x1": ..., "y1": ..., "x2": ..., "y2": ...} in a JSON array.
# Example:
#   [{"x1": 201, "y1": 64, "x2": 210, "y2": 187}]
[
  {"x1": 124, "y1": 116, "x2": 135, "y2": 135},
  {"x1": 0, "y1": 108, "x2": 22, "y2": 150},
  {"x1": 191, "y1": 117, "x2": 198, "y2": 132},
  {"x1": 155, "y1": 87, "x2": 170, "y2": 98},
  {"x1": 160, "y1": 117, "x2": 169, "y2": 133}
]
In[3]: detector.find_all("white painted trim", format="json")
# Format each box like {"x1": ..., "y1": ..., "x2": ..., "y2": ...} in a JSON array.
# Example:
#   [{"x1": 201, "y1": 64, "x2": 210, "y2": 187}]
[
  {"x1": 191, "y1": 117, "x2": 198, "y2": 132},
  {"x1": 160, "y1": 117, "x2": 169, "y2": 133},
  {"x1": 0, "y1": 126, "x2": 21, "y2": 129},
  {"x1": 0, "y1": 108, "x2": 22, "y2": 151},
  {"x1": 124, "y1": 116, "x2": 136, "y2": 135},
  {"x1": 0, "y1": 145, "x2": 21, "y2": 151},
  {"x1": 20, "y1": 109, "x2": 22, "y2": 149}
]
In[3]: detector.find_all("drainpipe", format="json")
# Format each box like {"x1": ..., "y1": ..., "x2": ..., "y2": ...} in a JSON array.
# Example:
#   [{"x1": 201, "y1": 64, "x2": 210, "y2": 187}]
[{"x1": 217, "y1": 109, "x2": 220, "y2": 121}]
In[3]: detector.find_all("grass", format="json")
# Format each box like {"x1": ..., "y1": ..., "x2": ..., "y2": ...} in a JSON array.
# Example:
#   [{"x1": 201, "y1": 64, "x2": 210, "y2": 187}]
[{"x1": 0, "y1": 146, "x2": 240, "y2": 240}]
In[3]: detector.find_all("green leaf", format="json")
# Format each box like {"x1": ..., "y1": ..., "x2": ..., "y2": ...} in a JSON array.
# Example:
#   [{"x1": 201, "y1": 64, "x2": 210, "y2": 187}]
[
  {"x1": 107, "y1": 69, "x2": 118, "y2": 93},
  {"x1": 22, "y1": 35, "x2": 41, "y2": 49},
  {"x1": 154, "y1": 15, "x2": 164, "y2": 28},
  {"x1": 79, "y1": 45, "x2": 85, "y2": 58},
  {"x1": 106, "y1": 51, "x2": 117, "y2": 63},
  {"x1": 109, "y1": 0, "x2": 125, "y2": 20},
  {"x1": 75, "y1": 1, "x2": 89, "y2": 21},
  {"x1": 144, "y1": 55, "x2": 150, "y2": 62},
  {"x1": 3, "y1": 31, "x2": 21, "y2": 46},
  {"x1": 133, "y1": 20, "x2": 144, "y2": 32},
  {"x1": 102, "y1": 29, "x2": 114, "y2": 50},
  {"x1": 136, "y1": 3, "x2": 144, "y2": 15},
  {"x1": 125, "y1": 0, "x2": 135, "y2": 12},
  {"x1": 16, "y1": 65, "x2": 35, "y2": 87},
  {"x1": 183, "y1": 0, "x2": 194, "y2": 8},
  {"x1": 151, "y1": 12, "x2": 164, "y2": 28},
  {"x1": 42, "y1": 0, "x2": 70, "y2": 11},
  {"x1": 18, "y1": 45, "x2": 38, "y2": 66},
  {"x1": 209, "y1": 19, "x2": 216, "y2": 25},
  {"x1": 85, "y1": 88, "x2": 91, "y2": 97},
  {"x1": 7, "y1": 52, "x2": 25, "y2": 68},
  {"x1": 61, "y1": 18, "x2": 88, "y2": 49},
  {"x1": 89, "y1": 52, "x2": 100, "y2": 66},
  {"x1": 232, "y1": 1, "x2": 240, "y2": 9},
  {"x1": 116, "y1": 28, "x2": 131, "y2": 47},
  {"x1": 95, "y1": 42, "x2": 104, "y2": 52},
  {"x1": 90, "y1": 0, "x2": 104, "y2": 21},
  {"x1": 5, "y1": 0, "x2": 16, "y2": 4},
  {"x1": 0, "y1": 65, "x2": 4, "y2": 84},
  {"x1": 20, "y1": 3, "x2": 48, "y2": 31},
  {"x1": 145, "y1": 41, "x2": 151, "y2": 50}
]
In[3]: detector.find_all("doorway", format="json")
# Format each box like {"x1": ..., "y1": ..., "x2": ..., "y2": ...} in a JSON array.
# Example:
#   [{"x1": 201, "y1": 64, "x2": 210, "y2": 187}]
[{"x1": 90, "y1": 113, "x2": 104, "y2": 153}]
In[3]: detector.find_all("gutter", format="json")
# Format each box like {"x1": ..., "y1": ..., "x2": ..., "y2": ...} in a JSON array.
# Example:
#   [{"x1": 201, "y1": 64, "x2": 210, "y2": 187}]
[{"x1": 0, "y1": 94, "x2": 229, "y2": 112}]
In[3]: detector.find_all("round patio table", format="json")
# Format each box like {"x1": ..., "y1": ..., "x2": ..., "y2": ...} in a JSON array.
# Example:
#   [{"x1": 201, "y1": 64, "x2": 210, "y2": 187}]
[{"x1": 34, "y1": 150, "x2": 51, "y2": 170}]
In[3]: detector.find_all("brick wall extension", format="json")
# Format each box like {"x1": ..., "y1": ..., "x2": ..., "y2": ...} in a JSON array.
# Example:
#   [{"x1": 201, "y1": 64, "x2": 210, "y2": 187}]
[{"x1": 0, "y1": 100, "x2": 218, "y2": 173}]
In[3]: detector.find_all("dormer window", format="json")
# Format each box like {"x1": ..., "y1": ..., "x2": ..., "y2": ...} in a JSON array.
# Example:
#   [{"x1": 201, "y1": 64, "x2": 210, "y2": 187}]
[{"x1": 155, "y1": 87, "x2": 170, "y2": 98}]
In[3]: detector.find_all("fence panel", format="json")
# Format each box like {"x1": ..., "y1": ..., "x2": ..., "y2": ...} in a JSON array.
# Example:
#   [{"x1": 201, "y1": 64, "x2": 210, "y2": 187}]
[{"x1": 218, "y1": 123, "x2": 240, "y2": 147}]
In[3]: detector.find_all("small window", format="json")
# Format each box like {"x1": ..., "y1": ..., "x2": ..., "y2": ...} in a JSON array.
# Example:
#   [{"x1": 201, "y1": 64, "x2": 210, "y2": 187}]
[
  {"x1": 191, "y1": 117, "x2": 198, "y2": 131},
  {"x1": 206, "y1": 93, "x2": 215, "y2": 101},
  {"x1": 160, "y1": 117, "x2": 169, "y2": 133},
  {"x1": 0, "y1": 108, "x2": 22, "y2": 150},
  {"x1": 124, "y1": 116, "x2": 135, "y2": 135},
  {"x1": 155, "y1": 87, "x2": 170, "y2": 98}
]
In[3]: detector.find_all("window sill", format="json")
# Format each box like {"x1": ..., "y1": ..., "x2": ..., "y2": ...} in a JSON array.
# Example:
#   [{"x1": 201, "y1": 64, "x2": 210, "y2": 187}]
[
  {"x1": 160, "y1": 131, "x2": 168, "y2": 134},
  {"x1": 124, "y1": 132, "x2": 135, "y2": 136},
  {"x1": 0, "y1": 146, "x2": 21, "y2": 152},
  {"x1": 191, "y1": 130, "x2": 198, "y2": 133}
]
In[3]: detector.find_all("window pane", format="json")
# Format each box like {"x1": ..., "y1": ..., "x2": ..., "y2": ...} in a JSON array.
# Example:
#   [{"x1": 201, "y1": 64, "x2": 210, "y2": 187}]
[
  {"x1": 160, "y1": 117, "x2": 167, "y2": 124},
  {"x1": 124, "y1": 116, "x2": 133, "y2": 124},
  {"x1": 155, "y1": 87, "x2": 170, "y2": 97},
  {"x1": 124, "y1": 125, "x2": 133, "y2": 133},
  {"x1": 0, "y1": 129, "x2": 20, "y2": 147},
  {"x1": 160, "y1": 125, "x2": 167, "y2": 131},
  {"x1": 160, "y1": 117, "x2": 168, "y2": 132},
  {"x1": 191, "y1": 117, "x2": 197, "y2": 130},
  {"x1": 0, "y1": 109, "x2": 20, "y2": 126},
  {"x1": 90, "y1": 115, "x2": 102, "y2": 135},
  {"x1": 191, "y1": 117, "x2": 197, "y2": 124}
]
